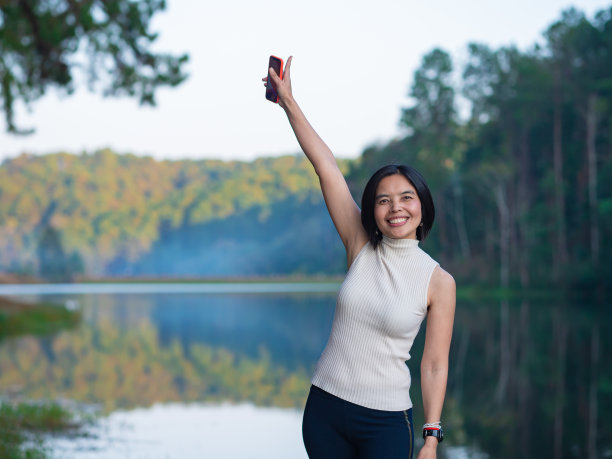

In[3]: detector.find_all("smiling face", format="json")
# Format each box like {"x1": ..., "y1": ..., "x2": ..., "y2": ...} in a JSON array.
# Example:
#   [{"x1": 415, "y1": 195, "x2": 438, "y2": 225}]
[{"x1": 373, "y1": 173, "x2": 422, "y2": 240}]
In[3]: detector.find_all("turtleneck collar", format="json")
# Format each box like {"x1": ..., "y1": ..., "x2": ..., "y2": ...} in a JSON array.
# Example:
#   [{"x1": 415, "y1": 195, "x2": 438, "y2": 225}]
[{"x1": 381, "y1": 235, "x2": 419, "y2": 249}]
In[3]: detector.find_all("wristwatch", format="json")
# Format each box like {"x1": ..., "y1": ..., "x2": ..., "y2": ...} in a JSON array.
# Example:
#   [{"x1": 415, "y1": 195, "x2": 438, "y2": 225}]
[{"x1": 423, "y1": 428, "x2": 444, "y2": 443}]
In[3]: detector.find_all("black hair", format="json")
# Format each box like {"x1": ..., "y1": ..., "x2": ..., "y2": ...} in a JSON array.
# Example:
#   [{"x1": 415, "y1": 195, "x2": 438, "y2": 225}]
[{"x1": 360, "y1": 164, "x2": 435, "y2": 248}]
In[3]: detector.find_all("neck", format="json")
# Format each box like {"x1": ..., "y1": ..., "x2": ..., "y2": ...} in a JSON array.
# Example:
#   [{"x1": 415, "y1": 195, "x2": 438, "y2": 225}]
[{"x1": 381, "y1": 236, "x2": 419, "y2": 249}]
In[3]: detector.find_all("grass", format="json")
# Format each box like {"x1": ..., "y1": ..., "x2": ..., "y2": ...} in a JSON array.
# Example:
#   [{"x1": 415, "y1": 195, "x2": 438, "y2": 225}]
[
  {"x1": 0, "y1": 402, "x2": 79, "y2": 459},
  {"x1": 0, "y1": 296, "x2": 81, "y2": 341},
  {"x1": 0, "y1": 297, "x2": 84, "y2": 457}
]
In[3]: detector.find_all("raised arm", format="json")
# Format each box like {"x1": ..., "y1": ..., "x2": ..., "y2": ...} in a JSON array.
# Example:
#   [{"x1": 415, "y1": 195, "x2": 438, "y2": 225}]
[
  {"x1": 265, "y1": 57, "x2": 367, "y2": 265},
  {"x1": 419, "y1": 267, "x2": 456, "y2": 458}
]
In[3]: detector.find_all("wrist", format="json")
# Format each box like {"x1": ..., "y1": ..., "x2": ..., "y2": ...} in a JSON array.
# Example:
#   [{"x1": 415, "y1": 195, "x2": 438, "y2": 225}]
[
  {"x1": 280, "y1": 95, "x2": 297, "y2": 111},
  {"x1": 423, "y1": 436, "x2": 439, "y2": 447}
]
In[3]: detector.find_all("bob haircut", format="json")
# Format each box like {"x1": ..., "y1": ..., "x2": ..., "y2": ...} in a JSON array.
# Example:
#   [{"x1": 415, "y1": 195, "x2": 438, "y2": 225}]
[{"x1": 360, "y1": 164, "x2": 435, "y2": 248}]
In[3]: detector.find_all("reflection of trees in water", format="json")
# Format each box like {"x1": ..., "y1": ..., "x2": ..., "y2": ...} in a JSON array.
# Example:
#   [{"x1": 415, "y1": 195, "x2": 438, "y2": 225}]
[
  {"x1": 0, "y1": 297, "x2": 608, "y2": 456},
  {"x1": 150, "y1": 292, "x2": 335, "y2": 368},
  {"x1": 0, "y1": 320, "x2": 311, "y2": 413},
  {"x1": 77, "y1": 292, "x2": 336, "y2": 369},
  {"x1": 81, "y1": 294, "x2": 157, "y2": 327},
  {"x1": 408, "y1": 300, "x2": 610, "y2": 458}
]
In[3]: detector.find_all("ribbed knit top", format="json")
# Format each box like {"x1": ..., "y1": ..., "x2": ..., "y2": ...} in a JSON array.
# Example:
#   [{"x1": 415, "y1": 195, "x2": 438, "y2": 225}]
[{"x1": 311, "y1": 236, "x2": 439, "y2": 411}]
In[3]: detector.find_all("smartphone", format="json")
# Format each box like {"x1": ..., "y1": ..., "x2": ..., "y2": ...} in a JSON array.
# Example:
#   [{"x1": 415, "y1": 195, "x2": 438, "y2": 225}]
[{"x1": 266, "y1": 55, "x2": 284, "y2": 103}]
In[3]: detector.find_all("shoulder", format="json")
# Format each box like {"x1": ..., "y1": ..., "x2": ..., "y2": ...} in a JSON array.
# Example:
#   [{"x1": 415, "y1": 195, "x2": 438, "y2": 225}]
[
  {"x1": 430, "y1": 266, "x2": 455, "y2": 289},
  {"x1": 427, "y1": 266, "x2": 456, "y2": 307}
]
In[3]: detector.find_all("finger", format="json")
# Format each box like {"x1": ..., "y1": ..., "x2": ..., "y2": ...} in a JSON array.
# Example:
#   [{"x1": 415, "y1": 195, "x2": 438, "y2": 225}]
[
  {"x1": 284, "y1": 56, "x2": 293, "y2": 80},
  {"x1": 268, "y1": 67, "x2": 281, "y2": 84}
]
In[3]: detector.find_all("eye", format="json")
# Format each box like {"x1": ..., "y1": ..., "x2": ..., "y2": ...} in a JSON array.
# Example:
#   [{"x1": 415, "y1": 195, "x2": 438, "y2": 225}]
[{"x1": 377, "y1": 198, "x2": 389, "y2": 205}]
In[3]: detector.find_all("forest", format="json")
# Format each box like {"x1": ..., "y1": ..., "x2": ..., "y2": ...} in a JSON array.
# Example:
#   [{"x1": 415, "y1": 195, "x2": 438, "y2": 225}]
[{"x1": 1, "y1": 6, "x2": 610, "y2": 292}]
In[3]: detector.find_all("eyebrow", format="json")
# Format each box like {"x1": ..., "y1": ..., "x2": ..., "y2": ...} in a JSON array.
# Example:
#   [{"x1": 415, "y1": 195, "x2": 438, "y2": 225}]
[{"x1": 375, "y1": 190, "x2": 416, "y2": 199}]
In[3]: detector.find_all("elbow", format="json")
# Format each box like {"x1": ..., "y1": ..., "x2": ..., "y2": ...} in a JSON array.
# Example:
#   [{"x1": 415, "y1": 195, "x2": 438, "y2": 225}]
[
  {"x1": 421, "y1": 356, "x2": 448, "y2": 376},
  {"x1": 317, "y1": 163, "x2": 343, "y2": 183}
]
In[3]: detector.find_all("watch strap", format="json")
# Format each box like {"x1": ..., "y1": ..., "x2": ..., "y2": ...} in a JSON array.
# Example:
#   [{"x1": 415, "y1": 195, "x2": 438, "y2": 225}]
[{"x1": 423, "y1": 428, "x2": 444, "y2": 443}]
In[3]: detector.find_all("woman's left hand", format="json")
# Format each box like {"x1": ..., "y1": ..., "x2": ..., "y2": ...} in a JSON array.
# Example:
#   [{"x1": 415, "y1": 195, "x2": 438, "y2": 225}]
[{"x1": 262, "y1": 56, "x2": 294, "y2": 110}]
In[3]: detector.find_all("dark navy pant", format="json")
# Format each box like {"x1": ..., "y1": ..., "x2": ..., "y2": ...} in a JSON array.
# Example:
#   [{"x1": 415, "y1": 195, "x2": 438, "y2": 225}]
[{"x1": 302, "y1": 385, "x2": 414, "y2": 459}]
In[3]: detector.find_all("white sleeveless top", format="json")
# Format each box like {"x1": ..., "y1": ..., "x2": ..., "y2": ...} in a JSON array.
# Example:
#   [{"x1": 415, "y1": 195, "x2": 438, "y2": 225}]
[{"x1": 311, "y1": 236, "x2": 439, "y2": 411}]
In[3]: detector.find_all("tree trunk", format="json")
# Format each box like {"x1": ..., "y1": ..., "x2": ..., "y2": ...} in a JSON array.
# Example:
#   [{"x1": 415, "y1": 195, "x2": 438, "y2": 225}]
[
  {"x1": 518, "y1": 301, "x2": 530, "y2": 458},
  {"x1": 452, "y1": 326, "x2": 470, "y2": 403},
  {"x1": 586, "y1": 93, "x2": 599, "y2": 265},
  {"x1": 452, "y1": 172, "x2": 471, "y2": 259},
  {"x1": 517, "y1": 131, "x2": 530, "y2": 287},
  {"x1": 495, "y1": 182, "x2": 510, "y2": 289},
  {"x1": 553, "y1": 308, "x2": 568, "y2": 459},
  {"x1": 587, "y1": 325, "x2": 599, "y2": 459},
  {"x1": 508, "y1": 181, "x2": 519, "y2": 286},
  {"x1": 485, "y1": 214, "x2": 494, "y2": 270},
  {"x1": 495, "y1": 299, "x2": 510, "y2": 404},
  {"x1": 553, "y1": 71, "x2": 568, "y2": 276},
  {"x1": 494, "y1": 181, "x2": 511, "y2": 404},
  {"x1": 436, "y1": 195, "x2": 451, "y2": 265}
]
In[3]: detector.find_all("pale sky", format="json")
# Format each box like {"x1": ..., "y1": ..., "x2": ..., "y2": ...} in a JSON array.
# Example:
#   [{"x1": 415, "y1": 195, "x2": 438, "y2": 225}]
[{"x1": 0, "y1": 0, "x2": 609, "y2": 162}]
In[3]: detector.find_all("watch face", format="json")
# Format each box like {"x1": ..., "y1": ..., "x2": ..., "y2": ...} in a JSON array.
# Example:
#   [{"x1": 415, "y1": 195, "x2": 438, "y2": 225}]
[{"x1": 423, "y1": 428, "x2": 444, "y2": 442}]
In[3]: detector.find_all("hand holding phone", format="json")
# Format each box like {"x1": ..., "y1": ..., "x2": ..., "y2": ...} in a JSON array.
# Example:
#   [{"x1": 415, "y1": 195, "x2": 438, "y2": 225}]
[{"x1": 265, "y1": 55, "x2": 284, "y2": 103}]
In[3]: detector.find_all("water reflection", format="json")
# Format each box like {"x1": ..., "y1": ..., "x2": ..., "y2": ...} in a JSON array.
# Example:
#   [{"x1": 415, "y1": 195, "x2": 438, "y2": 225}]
[
  {"x1": 0, "y1": 291, "x2": 335, "y2": 412},
  {"x1": 0, "y1": 288, "x2": 610, "y2": 458},
  {"x1": 149, "y1": 293, "x2": 336, "y2": 368},
  {"x1": 435, "y1": 299, "x2": 611, "y2": 458},
  {"x1": 46, "y1": 403, "x2": 307, "y2": 459}
]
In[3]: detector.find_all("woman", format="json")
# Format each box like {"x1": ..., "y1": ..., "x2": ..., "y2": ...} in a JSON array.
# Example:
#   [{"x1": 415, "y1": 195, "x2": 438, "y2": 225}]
[{"x1": 264, "y1": 56, "x2": 455, "y2": 459}]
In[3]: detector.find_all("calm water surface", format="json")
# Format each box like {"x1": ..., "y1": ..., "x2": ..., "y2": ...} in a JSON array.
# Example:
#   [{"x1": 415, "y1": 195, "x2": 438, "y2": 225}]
[{"x1": 0, "y1": 283, "x2": 609, "y2": 458}]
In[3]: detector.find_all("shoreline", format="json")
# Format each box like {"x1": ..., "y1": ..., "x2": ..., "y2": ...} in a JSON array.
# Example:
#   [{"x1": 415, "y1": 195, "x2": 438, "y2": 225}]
[
  {"x1": 0, "y1": 274, "x2": 345, "y2": 285},
  {"x1": 0, "y1": 276, "x2": 603, "y2": 303}
]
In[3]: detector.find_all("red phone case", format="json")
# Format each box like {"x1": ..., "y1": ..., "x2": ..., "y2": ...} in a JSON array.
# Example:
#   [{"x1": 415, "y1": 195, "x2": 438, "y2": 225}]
[{"x1": 266, "y1": 55, "x2": 284, "y2": 103}]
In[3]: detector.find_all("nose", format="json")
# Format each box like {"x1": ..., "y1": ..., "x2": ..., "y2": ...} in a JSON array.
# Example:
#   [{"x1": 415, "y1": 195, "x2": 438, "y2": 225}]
[{"x1": 390, "y1": 199, "x2": 401, "y2": 212}]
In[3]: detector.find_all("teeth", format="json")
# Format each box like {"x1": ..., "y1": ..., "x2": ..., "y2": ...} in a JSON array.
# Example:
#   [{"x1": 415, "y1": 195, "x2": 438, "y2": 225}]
[{"x1": 389, "y1": 217, "x2": 408, "y2": 224}]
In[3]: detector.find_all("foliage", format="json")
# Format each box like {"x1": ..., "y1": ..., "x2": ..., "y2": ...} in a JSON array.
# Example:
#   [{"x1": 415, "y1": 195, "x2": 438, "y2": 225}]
[
  {"x1": 0, "y1": 152, "x2": 347, "y2": 278},
  {"x1": 1, "y1": 6, "x2": 611, "y2": 290},
  {"x1": 348, "y1": 6, "x2": 612, "y2": 291},
  {"x1": 0, "y1": 0, "x2": 188, "y2": 134},
  {"x1": 0, "y1": 401, "x2": 75, "y2": 458},
  {"x1": 36, "y1": 226, "x2": 84, "y2": 282},
  {"x1": 0, "y1": 297, "x2": 83, "y2": 457},
  {"x1": 0, "y1": 296, "x2": 81, "y2": 340}
]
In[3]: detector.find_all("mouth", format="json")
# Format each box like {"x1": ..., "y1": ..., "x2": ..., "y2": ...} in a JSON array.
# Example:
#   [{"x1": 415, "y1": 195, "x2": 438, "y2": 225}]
[{"x1": 387, "y1": 217, "x2": 408, "y2": 227}]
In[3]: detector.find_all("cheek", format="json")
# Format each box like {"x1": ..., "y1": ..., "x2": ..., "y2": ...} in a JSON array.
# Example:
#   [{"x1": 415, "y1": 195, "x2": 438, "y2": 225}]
[
  {"x1": 373, "y1": 205, "x2": 385, "y2": 226},
  {"x1": 410, "y1": 200, "x2": 422, "y2": 216}
]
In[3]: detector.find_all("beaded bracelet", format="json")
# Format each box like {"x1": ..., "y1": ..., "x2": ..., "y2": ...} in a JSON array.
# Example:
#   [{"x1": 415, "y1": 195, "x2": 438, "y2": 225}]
[{"x1": 423, "y1": 422, "x2": 442, "y2": 430}]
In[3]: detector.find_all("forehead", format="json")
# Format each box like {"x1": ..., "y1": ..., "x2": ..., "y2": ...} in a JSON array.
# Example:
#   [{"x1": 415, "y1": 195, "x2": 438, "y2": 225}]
[{"x1": 376, "y1": 174, "x2": 417, "y2": 195}]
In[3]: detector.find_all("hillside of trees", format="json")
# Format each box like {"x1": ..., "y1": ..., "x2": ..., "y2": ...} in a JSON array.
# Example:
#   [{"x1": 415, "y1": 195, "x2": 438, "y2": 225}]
[
  {"x1": 0, "y1": 151, "x2": 346, "y2": 278},
  {"x1": 1, "y1": 6, "x2": 610, "y2": 291}
]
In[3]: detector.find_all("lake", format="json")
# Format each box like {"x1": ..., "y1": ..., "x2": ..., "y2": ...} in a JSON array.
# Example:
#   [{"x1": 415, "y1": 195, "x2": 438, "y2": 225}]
[{"x1": 0, "y1": 283, "x2": 609, "y2": 458}]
